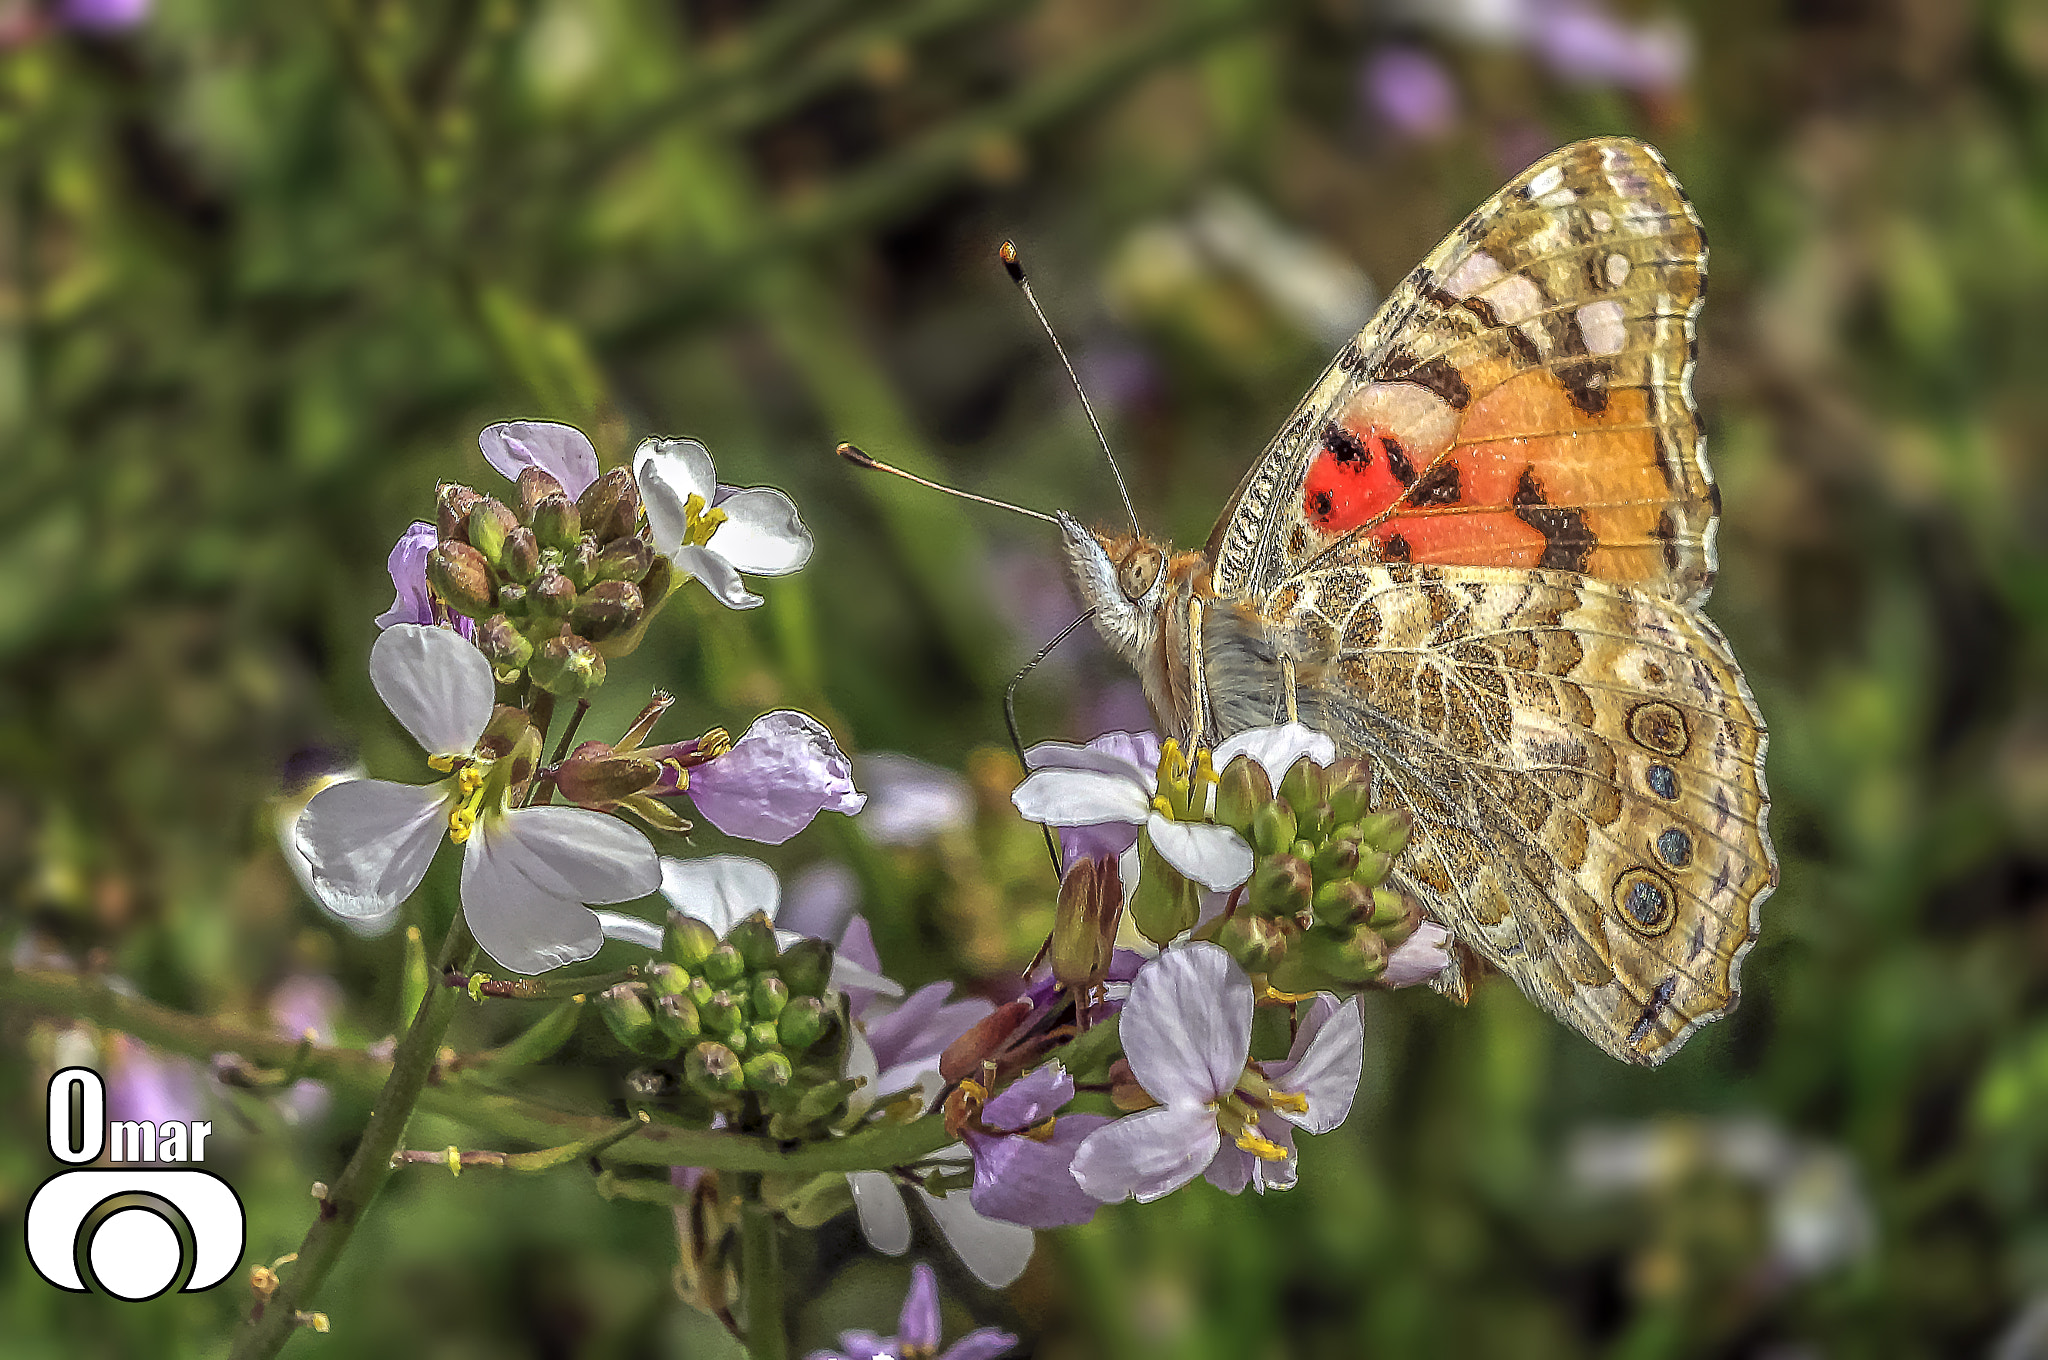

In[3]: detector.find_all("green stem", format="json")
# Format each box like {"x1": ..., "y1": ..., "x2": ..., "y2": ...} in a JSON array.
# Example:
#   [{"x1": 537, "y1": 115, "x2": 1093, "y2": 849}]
[
  {"x1": 225, "y1": 912, "x2": 476, "y2": 1360},
  {"x1": 739, "y1": 1176, "x2": 789, "y2": 1360}
]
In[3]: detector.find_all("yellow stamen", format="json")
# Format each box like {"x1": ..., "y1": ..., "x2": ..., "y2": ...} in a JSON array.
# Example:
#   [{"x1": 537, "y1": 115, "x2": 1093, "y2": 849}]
[
  {"x1": 1267, "y1": 1090, "x2": 1309, "y2": 1115},
  {"x1": 958, "y1": 1078, "x2": 991, "y2": 1104},
  {"x1": 696, "y1": 726, "x2": 732, "y2": 759},
  {"x1": 681, "y1": 493, "x2": 730, "y2": 547},
  {"x1": 427, "y1": 754, "x2": 457, "y2": 772},
  {"x1": 1235, "y1": 1129, "x2": 1291, "y2": 1161},
  {"x1": 1151, "y1": 794, "x2": 1176, "y2": 819},
  {"x1": 1262, "y1": 986, "x2": 1317, "y2": 1005},
  {"x1": 446, "y1": 773, "x2": 490, "y2": 844},
  {"x1": 444, "y1": 1145, "x2": 463, "y2": 1177},
  {"x1": 1190, "y1": 747, "x2": 1217, "y2": 810},
  {"x1": 1022, "y1": 1116, "x2": 1060, "y2": 1143}
]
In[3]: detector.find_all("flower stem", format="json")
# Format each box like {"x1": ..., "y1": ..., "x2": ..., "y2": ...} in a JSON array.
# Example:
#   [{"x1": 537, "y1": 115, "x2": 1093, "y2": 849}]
[
  {"x1": 226, "y1": 911, "x2": 477, "y2": 1360},
  {"x1": 739, "y1": 1175, "x2": 789, "y2": 1360}
]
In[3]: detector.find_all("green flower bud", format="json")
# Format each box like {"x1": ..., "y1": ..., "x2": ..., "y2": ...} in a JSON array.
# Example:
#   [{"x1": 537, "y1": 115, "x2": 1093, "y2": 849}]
[
  {"x1": 554, "y1": 745, "x2": 661, "y2": 808},
  {"x1": 1250, "y1": 800, "x2": 1298, "y2": 859},
  {"x1": 515, "y1": 465, "x2": 567, "y2": 522},
  {"x1": 1301, "y1": 924, "x2": 1388, "y2": 985},
  {"x1": 1218, "y1": 912, "x2": 1293, "y2": 973},
  {"x1": 751, "y1": 975, "x2": 790, "y2": 1022},
  {"x1": 685, "y1": 1041, "x2": 745, "y2": 1096},
  {"x1": 743, "y1": 1051, "x2": 794, "y2": 1092},
  {"x1": 1326, "y1": 760, "x2": 1374, "y2": 825},
  {"x1": 1312, "y1": 835, "x2": 1361, "y2": 882},
  {"x1": 1311, "y1": 878, "x2": 1373, "y2": 930},
  {"x1": 495, "y1": 581, "x2": 528, "y2": 617},
  {"x1": 477, "y1": 615, "x2": 533, "y2": 677},
  {"x1": 776, "y1": 996, "x2": 830, "y2": 1051},
  {"x1": 1130, "y1": 830, "x2": 1200, "y2": 946},
  {"x1": 702, "y1": 943, "x2": 747, "y2": 986},
  {"x1": 563, "y1": 535, "x2": 599, "y2": 589},
  {"x1": 1248, "y1": 854, "x2": 1313, "y2": 917},
  {"x1": 467, "y1": 497, "x2": 520, "y2": 569},
  {"x1": 573, "y1": 580, "x2": 644, "y2": 642},
  {"x1": 795, "y1": 1076, "x2": 862, "y2": 1123},
  {"x1": 1358, "y1": 811, "x2": 1411, "y2": 856},
  {"x1": 1277, "y1": 758, "x2": 1327, "y2": 820},
  {"x1": 687, "y1": 974, "x2": 715, "y2": 1008},
  {"x1": 427, "y1": 541, "x2": 496, "y2": 618},
  {"x1": 1213, "y1": 755, "x2": 1273, "y2": 837},
  {"x1": 592, "y1": 536, "x2": 654, "y2": 584},
  {"x1": 747, "y1": 1021, "x2": 782, "y2": 1053},
  {"x1": 436, "y1": 482, "x2": 483, "y2": 542},
  {"x1": 654, "y1": 992, "x2": 702, "y2": 1044},
  {"x1": 1370, "y1": 886, "x2": 1409, "y2": 929},
  {"x1": 1051, "y1": 855, "x2": 1122, "y2": 992},
  {"x1": 531, "y1": 567, "x2": 576, "y2": 619},
  {"x1": 477, "y1": 704, "x2": 535, "y2": 760},
  {"x1": 776, "y1": 938, "x2": 832, "y2": 997},
  {"x1": 1297, "y1": 801, "x2": 1333, "y2": 845},
  {"x1": 531, "y1": 493, "x2": 581, "y2": 553},
  {"x1": 702, "y1": 989, "x2": 745, "y2": 1035},
  {"x1": 665, "y1": 913, "x2": 719, "y2": 970},
  {"x1": 1353, "y1": 847, "x2": 1391, "y2": 887},
  {"x1": 578, "y1": 467, "x2": 641, "y2": 543},
  {"x1": 726, "y1": 1028, "x2": 749, "y2": 1056},
  {"x1": 639, "y1": 553, "x2": 673, "y2": 606},
  {"x1": 727, "y1": 913, "x2": 779, "y2": 974},
  {"x1": 499, "y1": 526, "x2": 541, "y2": 583},
  {"x1": 643, "y1": 961, "x2": 690, "y2": 999},
  {"x1": 595, "y1": 983, "x2": 674, "y2": 1057},
  {"x1": 529, "y1": 633, "x2": 605, "y2": 698}
]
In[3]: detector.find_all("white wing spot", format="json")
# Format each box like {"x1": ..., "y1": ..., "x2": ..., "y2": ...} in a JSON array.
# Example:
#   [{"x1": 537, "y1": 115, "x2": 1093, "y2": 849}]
[
  {"x1": 1484, "y1": 274, "x2": 1546, "y2": 326},
  {"x1": 1589, "y1": 208, "x2": 1613, "y2": 232},
  {"x1": 1606, "y1": 253, "x2": 1631, "y2": 287},
  {"x1": 1577, "y1": 300, "x2": 1626, "y2": 355},
  {"x1": 1443, "y1": 251, "x2": 1504, "y2": 298},
  {"x1": 1527, "y1": 165, "x2": 1565, "y2": 198}
]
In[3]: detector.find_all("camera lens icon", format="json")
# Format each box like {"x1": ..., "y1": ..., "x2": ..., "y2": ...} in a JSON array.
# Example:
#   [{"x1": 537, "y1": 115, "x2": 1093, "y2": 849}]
[{"x1": 24, "y1": 1069, "x2": 245, "y2": 1300}]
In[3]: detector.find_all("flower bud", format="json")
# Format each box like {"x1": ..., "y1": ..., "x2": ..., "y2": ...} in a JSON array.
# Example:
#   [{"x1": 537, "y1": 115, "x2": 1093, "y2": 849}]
[
  {"x1": 726, "y1": 913, "x2": 779, "y2": 973},
  {"x1": 796, "y1": 1076, "x2": 861, "y2": 1123},
  {"x1": 1250, "y1": 800, "x2": 1298, "y2": 859},
  {"x1": 1051, "y1": 856, "x2": 1122, "y2": 992},
  {"x1": 938, "y1": 998, "x2": 1033, "y2": 1084},
  {"x1": 530, "y1": 633, "x2": 605, "y2": 697},
  {"x1": 1357, "y1": 811, "x2": 1411, "y2": 856},
  {"x1": 1213, "y1": 755, "x2": 1273, "y2": 837},
  {"x1": 1277, "y1": 757, "x2": 1327, "y2": 819},
  {"x1": 531, "y1": 494, "x2": 581, "y2": 553},
  {"x1": 743, "y1": 1051, "x2": 794, "y2": 1092},
  {"x1": 1370, "y1": 886, "x2": 1409, "y2": 929},
  {"x1": 1248, "y1": 854, "x2": 1313, "y2": 917},
  {"x1": 747, "y1": 1020, "x2": 782, "y2": 1052},
  {"x1": 701, "y1": 943, "x2": 747, "y2": 986},
  {"x1": 685, "y1": 1041, "x2": 745, "y2": 1096},
  {"x1": 564, "y1": 535, "x2": 599, "y2": 589},
  {"x1": 775, "y1": 938, "x2": 832, "y2": 997},
  {"x1": 642, "y1": 961, "x2": 690, "y2": 999},
  {"x1": 665, "y1": 913, "x2": 719, "y2": 970},
  {"x1": 467, "y1": 497, "x2": 520, "y2": 569},
  {"x1": 531, "y1": 567, "x2": 576, "y2": 619},
  {"x1": 436, "y1": 482, "x2": 483, "y2": 541},
  {"x1": 1301, "y1": 924, "x2": 1388, "y2": 985},
  {"x1": 477, "y1": 615, "x2": 533, "y2": 676},
  {"x1": 427, "y1": 541, "x2": 496, "y2": 618},
  {"x1": 477, "y1": 704, "x2": 534, "y2": 760},
  {"x1": 1327, "y1": 760, "x2": 1374, "y2": 825},
  {"x1": 1312, "y1": 835, "x2": 1360, "y2": 882},
  {"x1": 1218, "y1": 911, "x2": 1293, "y2": 973},
  {"x1": 572, "y1": 579, "x2": 644, "y2": 642},
  {"x1": 1129, "y1": 830, "x2": 1200, "y2": 947},
  {"x1": 578, "y1": 467, "x2": 641, "y2": 543},
  {"x1": 495, "y1": 581, "x2": 528, "y2": 617},
  {"x1": 1353, "y1": 847, "x2": 1391, "y2": 886},
  {"x1": 592, "y1": 536, "x2": 654, "y2": 584},
  {"x1": 725, "y1": 1028, "x2": 750, "y2": 1056},
  {"x1": 779, "y1": 997, "x2": 835, "y2": 1051},
  {"x1": 1311, "y1": 878, "x2": 1373, "y2": 929},
  {"x1": 515, "y1": 465, "x2": 567, "y2": 522},
  {"x1": 702, "y1": 989, "x2": 745, "y2": 1035},
  {"x1": 654, "y1": 993, "x2": 702, "y2": 1045},
  {"x1": 686, "y1": 974, "x2": 714, "y2": 1008},
  {"x1": 499, "y1": 526, "x2": 541, "y2": 583},
  {"x1": 595, "y1": 983, "x2": 674, "y2": 1057},
  {"x1": 1297, "y1": 801, "x2": 1333, "y2": 845},
  {"x1": 554, "y1": 746, "x2": 661, "y2": 808},
  {"x1": 639, "y1": 553, "x2": 674, "y2": 606},
  {"x1": 750, "y1": 976, "x2": 790, "y2": 1022}
]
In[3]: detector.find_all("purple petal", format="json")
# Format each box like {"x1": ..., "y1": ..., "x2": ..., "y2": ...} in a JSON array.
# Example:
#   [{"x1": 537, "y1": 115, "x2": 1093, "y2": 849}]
[
  {"x1": 1023, "y1": 734, "x2": 1157, "y2": 784},
  {"x1": 899, "y1": 1263, "x2": 941, "y2": 1352},
  {"x1": 1203, "y1": 1141, "x2": 1255, "y2": 1196},
  {"x1": 1530, "y1": 2, "x2": 1690, "y2": 91},
  {"x1": 478, "y1": 421, "x2": 600, "y2": 500},
  {"x1": 940, "y1": 1330, "x2": 1022, "y2": 1360},
  {"x1": 689, "y1": 712, "x2": 866, "y2": 845},
  {"x1": 104, "y1": 1036, "x2": 201, "y2": 1148},
  {"x1": 1268, "y1": 999, "x2": 1363, "y2": 1135},
  {"x1": 982, "y1": 1063, "x2": 1074, "y2": 1131},
  {"x1": 1359, "y1": 46, "x2": 1459, "y2": 139},
  {"x1": 373, "y1": 522, "x2": 439, "y2": 631},
  {"x1": 835, "y1": 916, "x2": 890, "y2": 1019},
  {"x1": 1385, "y1": 920, "x2": 1452, "y2": 987},
  {"x1": 832, "y1": 1332, "x2": 892, "y2": 1360},
  {"x1": 967, "y1": 1114, "x2": 1110, "y2": 1229},
  {"x1": 57, "y1": 0, "x2": 150, "y2": 31},
  {"x1": 1251, "y1": 1117, "x2": 1299, "y2": 1193},
  {"x1": 1120, "y1": 943, "x2": 1252, "y2": 1106},
  {"x1": 857, "y1": 754, "x2": 973, "y2": 846},
  {"x1": 865, "y1": 982, "x2": 991, "y2": 1078},
  {"x1": 1071, "y1": 1106, "x2": 1221, "y2": 1204},
  {"x1": 779, "y1": 861, "x2": 860, "y2": 940}
]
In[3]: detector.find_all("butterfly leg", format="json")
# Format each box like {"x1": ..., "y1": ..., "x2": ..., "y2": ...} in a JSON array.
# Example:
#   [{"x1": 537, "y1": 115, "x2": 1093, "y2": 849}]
[
  {"x1": 1186, "y1": 594, "x2": 1210, "y2": 751},
  {"x1": 1280, "y1": 655, "x2": 1299, "y2": 724}
]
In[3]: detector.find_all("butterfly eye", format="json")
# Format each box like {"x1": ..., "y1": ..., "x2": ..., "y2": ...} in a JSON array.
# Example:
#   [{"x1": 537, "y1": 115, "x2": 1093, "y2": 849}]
[{"x1": 1118, "y1": 547, "x2": 1162, "y2": 602}]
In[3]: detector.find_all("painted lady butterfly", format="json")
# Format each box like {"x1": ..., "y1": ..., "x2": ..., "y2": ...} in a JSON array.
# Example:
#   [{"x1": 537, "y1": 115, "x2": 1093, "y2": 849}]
[{"x1": 1060, "y1": 138, "x2": 1777, "y2": 1065}]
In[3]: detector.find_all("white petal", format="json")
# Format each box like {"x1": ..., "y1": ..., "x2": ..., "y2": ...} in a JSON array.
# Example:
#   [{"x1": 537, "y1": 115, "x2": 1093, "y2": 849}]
[
  {"x1": 479, "y1": 421, "x2": 600, "y2": 500},
  {"x1": 658, "y1": 854, "x2": 780, "y2": 936},
  {"x1": 294, "y1": 779, "x2": 452, "y2": 923},
  {"x1": 708, "y1": 486, "x2": 813, "y2": 576},
  {"x1": 634, "y1": 437, "x2": 718, "y2": 553},
  {"x1": 369, "y1": 624, "x2": 496, "y2": 758},
  {"x1": 849, "y1": 1172, "x2": 911, "y2": 1255},
  {"x1": 493, "y1": 805, "x2": 662, "y2": 904},
  {"x1": 1211, "y1": 722, "x2": 1337, "y2": 783},
  {"x1": 1071, "y1": 1106, "x2": 1221, "y2": 1204},
  {"x1": 1121, "y1": 942, "x2": 1253, "y2": 1105},
  {"x1": 672, "y1": 544, "x2": 764, "y2": 610},
  {"x1": 1146, "y1": 815, "x2": 1254, "y2": 891},
  {"x1": 920, "y1": 1185, "x2": 1035, "y2": 1288},
  {"x1": 459, "y1": 820, "x2": 605, "y2": 975},
  {"x1": 1022, "y1": 739, "x2": 1156, "y2": 788},
  {"x1": 1010, "y1": 768, "x2": 1151, "y2": 828},
  {"x1": 1271, "y1": 998, "x2": 1364, "y2": 1135},
  {"x1": 593, "y1": 911, "x2": 662, "y2": 949}
]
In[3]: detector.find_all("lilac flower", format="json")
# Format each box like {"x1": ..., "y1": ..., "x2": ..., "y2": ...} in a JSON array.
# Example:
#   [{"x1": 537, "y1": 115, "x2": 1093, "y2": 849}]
[
  {"x1": 479, "y1": 420, "x2": 601, "y2": 500},
  {"x1": 635, "y1": 437, "x2": 813, "y2": 610},
  {"x1": 1070, "y1": 943, "x2": 1364, "y2": 1203},
  {"x1": 104, "y1": 1035, "x2": 202, "y2": 1160},
  {"x1": 1527, "y1": 0, "x2": 1688, "y2": 92},
  {"x1": 293, "y1": 625, "x2": 660, "y2": 973},
  {"x1": 1385, "y1": 920, "x2": 1453, "y2": 987},
  {"x1": 856, "y1": 753, "x2": 973, "y2": 846},
  {"x1": 1023, "y1": 730, "x2": 1160, "y2": 868},
  {"x1": 1361, "y1": 46, "x2": 1460, "y2": 140},
  {"x1": 269, "y1": 976, "x2": 342, "y2": 1124},
  {"x1": 807, "y1": 1262, "x2": 1017, "y2": 1360},
  {"x1": 1014, "y1": 733, "x2": 1250, "y2": 891},
  {"x1": 57, "y1": 0, "x2": 150, "y2": 32},
  {"x1": 964, "y1": 1063, "x2": 1111, "y2": 1230},
  {"x1": 686, "y1": 711, "x2": 866, "y2": 844},
  {"x1": 373, "y1": 521, "x2": 473, "y2": 639}
]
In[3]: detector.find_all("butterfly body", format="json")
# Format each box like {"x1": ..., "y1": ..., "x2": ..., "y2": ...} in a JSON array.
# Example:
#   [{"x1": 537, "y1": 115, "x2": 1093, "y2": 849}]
[{"x1": 1062, "y1": 137, "x2": 1776, "y2": 1065}]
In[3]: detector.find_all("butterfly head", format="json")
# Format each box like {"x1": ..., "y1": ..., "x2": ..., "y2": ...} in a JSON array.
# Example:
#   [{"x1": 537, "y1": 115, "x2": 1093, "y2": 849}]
[{"x1": 1057, "y1": 510, "x2": 1169, "y2": 663}]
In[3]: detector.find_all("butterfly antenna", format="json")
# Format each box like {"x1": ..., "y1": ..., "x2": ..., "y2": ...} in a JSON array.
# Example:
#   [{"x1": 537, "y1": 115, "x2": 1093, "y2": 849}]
[
  {"x1": 1000, "y1": 241, "x2": 1142, "y2": 539},
  {"x1": 835, "y1": 443, "x2": 1058, "y2": 524},
  {"x1": 1006, "y1": 610, "x2": 1097, "y2": 879}
]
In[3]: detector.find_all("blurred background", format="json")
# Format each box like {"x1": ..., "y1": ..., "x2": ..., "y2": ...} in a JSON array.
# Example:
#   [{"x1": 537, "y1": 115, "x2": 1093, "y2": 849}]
[{"x1": 1, "y1": 0, "x2": 2045, "y2": 1355}]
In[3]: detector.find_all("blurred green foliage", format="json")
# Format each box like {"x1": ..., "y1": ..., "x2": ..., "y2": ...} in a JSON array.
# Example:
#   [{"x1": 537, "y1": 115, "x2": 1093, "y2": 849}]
[{"x1": 3, "y1": 0, "x2": 2047, "y2": 1356}]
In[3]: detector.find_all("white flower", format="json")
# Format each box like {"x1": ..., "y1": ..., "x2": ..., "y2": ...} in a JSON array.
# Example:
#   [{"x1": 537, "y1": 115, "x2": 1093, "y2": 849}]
[
  {"x1": 634, "y1": 437, "x2": 813, "y2": 610},
  {"x1": 1208, "y1": 721, "x2": 1337, "y2": 788},
  {"x1": 294, "y1": 625, "x2": 661, "y2": 974},
  {"x1": 1012, "y1": 738, "x2": 1252, "y2": 892}
]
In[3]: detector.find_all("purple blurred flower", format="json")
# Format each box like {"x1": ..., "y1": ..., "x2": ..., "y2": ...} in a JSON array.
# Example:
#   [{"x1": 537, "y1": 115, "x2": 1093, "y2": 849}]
[
  {"x1": 1070, "y1": 943, "x2": 1363, "y2": 1203},
  {"x1": 1528, "y1": 0, "x2": 1689, "y2": 91},
  {"x1": 57, "y1": 0, "x2": 149, "y2": 32},
  {"x1": 479, "y1": 420, "x2": 600, "y2": 500},
  {"x1": 686, "y1": 711, "x2": 866, "y2": 844},
  {"x1": 270, "y1": 976, "x2": 342, "y2": 1124},
  {"x1": 1361, "y1": 46, "x2": 1460, "y2": 140},
  {"x1": 104, "y1": 1035, "x2": 203, "y2": 1159},
  {"x1": 373, "y1": 521, "x2": 474, "y2": 638},
  {"x1": 965, "y1": 1063, "x2": 1111, "y2": 1229},
  {"x1": 779, "y1": 861, "x2": 860, "y2": 941},
  {"x1": 807, "y1": 1262, "x2": 1017, "y2": 1360},
  {"x1": 856, "y1": 753, "x2": 973, "y2": 846}
]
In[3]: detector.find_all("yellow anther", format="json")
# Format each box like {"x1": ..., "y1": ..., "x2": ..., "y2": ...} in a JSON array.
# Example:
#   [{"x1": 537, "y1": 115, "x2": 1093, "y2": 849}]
[
  {"x1": 1268, "y1": 1090, "x2": 1310, "y2": 1115},
  {"x1": 447, "y1": 808, "x2": 477, "y2": 844},
  {"x1": 1151, "y1": 794, "x2": 1176, "y2": 819},
  {"x1": 457, "y1": 766, "x2": 484, "y2": 793},
  {"x1": 1022, "y1": 1116, "x2": 1060, "y2": 1143},
  {"x1": 444, "y1": 1145, "x2": 463, "y2": 1177},
  {"x1": 1234, "y1": 1129, "x2": 1291, "y2": 1162},
  {"x1": 696, "y1": 726, "x2": 732, "y2": 760},
  {"x1": 427, "y1": 753, "x2": 457, "y2": 772},
  {"x1": 680, "y1": 493, "x2": 730, "y2": 548},
  {"x1": 1262, "y1": 986, "x2": 1317, "y2": 1005},
  {"x1": 958, "y1": 1078, "x2": 991, "y2": 1104}
]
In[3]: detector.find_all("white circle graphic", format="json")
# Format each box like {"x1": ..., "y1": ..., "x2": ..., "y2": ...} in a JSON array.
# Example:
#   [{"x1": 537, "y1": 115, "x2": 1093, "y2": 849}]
[{"x1": 88, "y1": 1207, "x2": 182, "y2": 1301}]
